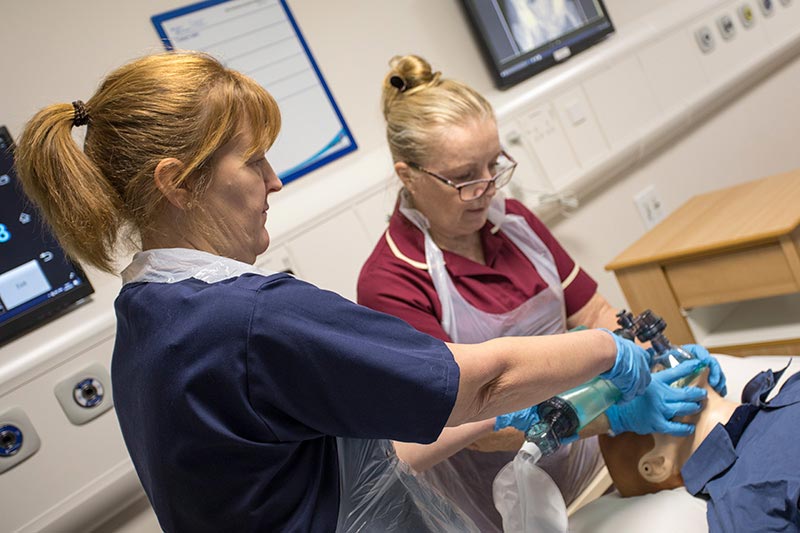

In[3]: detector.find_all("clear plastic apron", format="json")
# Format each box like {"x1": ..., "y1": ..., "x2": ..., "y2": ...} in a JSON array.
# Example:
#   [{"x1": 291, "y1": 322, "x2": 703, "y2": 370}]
[
  {"x1": 121, "y1": 249, "x2": 478, "y2": 533},
  {"x1": 335, "y1": 438, "x2": 479, "y2": 532},
  {"x1": 399, "y1": 193, "x2": 602, "y2": 531}
]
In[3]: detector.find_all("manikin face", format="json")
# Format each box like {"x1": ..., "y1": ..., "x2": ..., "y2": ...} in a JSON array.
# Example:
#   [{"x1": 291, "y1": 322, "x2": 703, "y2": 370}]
[
  {"x1": 402, "y1": 117, "x2": 504, "y2": 242},
  {"x1": 599, "y1": 368, "x2": 733, "y2": 497},
  {"x1": 203, "y1": 131, "x2": 283, "y2": 264}
]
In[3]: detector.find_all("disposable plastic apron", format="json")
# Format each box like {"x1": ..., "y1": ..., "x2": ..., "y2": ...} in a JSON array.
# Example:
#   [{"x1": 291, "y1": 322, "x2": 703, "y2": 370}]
[
  {"x1": 121, "y1": 249, "x2": 478, "y2": 533},
  {"x1": 399, "y1": 192, "x2": 566, "y2": 345},
  {"x1": 335, "y1": 438, "x2": 479, "y2": 532},
  {"x1": 399, "y1": 193, "x2": 602, "y2": 530}
]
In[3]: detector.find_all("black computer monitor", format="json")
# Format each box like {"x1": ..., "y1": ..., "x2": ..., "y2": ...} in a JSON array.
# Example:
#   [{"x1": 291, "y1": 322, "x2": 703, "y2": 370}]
[
  {"x1": 461, "y1": 0, "x2": 615, "y2": 89},
  {"x1": 0, "y1": 125, "x2": 94, "y2": 345}
]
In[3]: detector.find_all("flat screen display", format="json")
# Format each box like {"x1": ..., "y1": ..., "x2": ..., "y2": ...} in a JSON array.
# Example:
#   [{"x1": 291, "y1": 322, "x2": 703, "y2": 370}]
[
  {"x1": 0, "y1": 125, "x2": 94, "y2": 345},
  {"x1": 461, "y1": 0, "x2": 615, "y2": 89}
]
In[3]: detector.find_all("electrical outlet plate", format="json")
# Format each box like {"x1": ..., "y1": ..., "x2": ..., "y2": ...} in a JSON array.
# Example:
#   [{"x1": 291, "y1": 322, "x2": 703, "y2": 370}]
[
  {"x1": 0, "y1": 407, "x2": 41, "y2": 474},
  {"x1": 54, "y1": 363, "x2": 114, "y2": 425},
  {"x1": 634, "y1": 185, "x2": 666, "y2": 229}
]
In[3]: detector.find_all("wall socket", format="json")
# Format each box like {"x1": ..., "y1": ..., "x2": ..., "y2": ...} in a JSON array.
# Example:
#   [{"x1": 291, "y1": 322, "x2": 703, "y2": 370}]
[{"x1": 634, "y1": 185, "x2": 666, "y2": 229}]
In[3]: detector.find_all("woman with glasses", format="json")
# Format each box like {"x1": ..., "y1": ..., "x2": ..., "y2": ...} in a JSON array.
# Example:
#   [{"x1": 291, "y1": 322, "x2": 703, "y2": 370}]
[{"x1": 356, "y1": 54, "x2": 644, "y2": 531}]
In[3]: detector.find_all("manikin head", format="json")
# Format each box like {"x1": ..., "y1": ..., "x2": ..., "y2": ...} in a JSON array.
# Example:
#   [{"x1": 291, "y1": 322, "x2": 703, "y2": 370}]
[{"x1": 599, "y1": 368, "x2": 740, "y2": 496}]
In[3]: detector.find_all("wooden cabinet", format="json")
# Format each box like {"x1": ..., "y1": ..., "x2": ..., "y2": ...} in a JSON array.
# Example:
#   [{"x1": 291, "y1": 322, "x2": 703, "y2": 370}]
[{"x1": 606, "y1": 170, "x2": 800, "y2": 356}]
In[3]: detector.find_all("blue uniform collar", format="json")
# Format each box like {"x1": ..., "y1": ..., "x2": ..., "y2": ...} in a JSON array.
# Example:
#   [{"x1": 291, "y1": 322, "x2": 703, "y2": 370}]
[
  {"x1": 682, "y1": 362, "x2": 797, "y2": 495},
  {"x1": 121, "y1": 248, "x2": 264, "y2": 285}
]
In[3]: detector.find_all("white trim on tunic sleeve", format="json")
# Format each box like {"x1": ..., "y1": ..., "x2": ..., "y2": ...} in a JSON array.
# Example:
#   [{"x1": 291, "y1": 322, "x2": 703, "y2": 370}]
[{"x1": 561, "y1": 263, "x2": 580, "y2": 289}]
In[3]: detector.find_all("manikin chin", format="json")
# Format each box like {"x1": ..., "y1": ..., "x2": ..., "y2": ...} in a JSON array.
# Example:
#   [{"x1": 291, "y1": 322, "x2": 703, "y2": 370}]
[{"x1": 599, "y1": 368, "x2": 739, "y2": 496}]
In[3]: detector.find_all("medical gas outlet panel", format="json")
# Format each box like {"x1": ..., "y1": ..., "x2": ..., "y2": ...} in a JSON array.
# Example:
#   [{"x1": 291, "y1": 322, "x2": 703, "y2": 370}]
[
  {"x1": 0, "y1": 276, "x2": 142, "y2": 532},
  {"x1": 494, "y1": 0, "x2": 800, "y2": 220}
]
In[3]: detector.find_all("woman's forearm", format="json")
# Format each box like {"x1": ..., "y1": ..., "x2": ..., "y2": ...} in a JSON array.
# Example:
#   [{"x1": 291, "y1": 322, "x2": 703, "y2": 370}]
[
  {"x1": 393, "y1": 419, "x2": 496, "y2": 472},
  {"x1": 445, "y1": 329, "x2": 617, "y2": 426}
]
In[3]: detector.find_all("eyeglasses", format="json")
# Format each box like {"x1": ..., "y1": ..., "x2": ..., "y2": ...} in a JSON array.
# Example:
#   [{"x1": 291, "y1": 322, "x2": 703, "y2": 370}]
[{"x1": 407, "y1": 151, "x2": 517, "y2": 202}]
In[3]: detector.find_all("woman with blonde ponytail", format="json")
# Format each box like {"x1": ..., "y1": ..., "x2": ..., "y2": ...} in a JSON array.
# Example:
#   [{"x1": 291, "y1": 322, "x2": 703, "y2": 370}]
[
  {"x1": 16, "y1": 100, "x2": 122, "y2": 272},
  {"x1": 358, "y1": 54, "x2": 723, "y2": 531},
  {"x1": 15, "y1": 51, "x2": 656, "y2": 532}
]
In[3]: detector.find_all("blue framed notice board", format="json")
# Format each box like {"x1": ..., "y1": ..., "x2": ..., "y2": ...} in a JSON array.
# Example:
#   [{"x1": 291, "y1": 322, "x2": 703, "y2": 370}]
[{"x1": 152, "y1": 0, "x2": 357, "y2": 185}]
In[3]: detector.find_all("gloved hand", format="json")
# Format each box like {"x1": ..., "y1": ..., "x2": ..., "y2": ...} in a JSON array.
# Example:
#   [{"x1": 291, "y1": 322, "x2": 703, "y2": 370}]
[
  {"x1": 606, "y1": 359, "x2": 708, "y2": 436},
  {"x1": 494, "y1": 405, "x2": 539, "y2": 432},
  {"x1": 598, "y1": 329, "x2": 651, "y2": 402},
  {"x1": 681, "y1": 344, "x2": 727, "y2": 397}
]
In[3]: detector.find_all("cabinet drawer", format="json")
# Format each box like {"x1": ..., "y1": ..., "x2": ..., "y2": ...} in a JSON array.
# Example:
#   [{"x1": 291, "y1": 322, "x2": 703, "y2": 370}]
[{"x1": 666, "y1": 243, "x2": 800, "y2": 308}]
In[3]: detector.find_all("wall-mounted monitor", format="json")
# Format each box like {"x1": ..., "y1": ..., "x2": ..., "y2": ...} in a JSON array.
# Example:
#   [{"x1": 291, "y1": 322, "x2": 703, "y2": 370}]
[
  {"x1": 461, "y1": 0, "x2": 615, "y2": 89},
  {"x1": 0, "y1": 126, "x2": 94, "y2": 346}
]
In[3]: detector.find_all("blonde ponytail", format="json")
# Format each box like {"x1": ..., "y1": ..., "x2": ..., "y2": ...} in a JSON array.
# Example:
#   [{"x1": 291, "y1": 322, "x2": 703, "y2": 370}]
[{"x1": 16, "y1": 103, "x2": 123, "y2": 273}]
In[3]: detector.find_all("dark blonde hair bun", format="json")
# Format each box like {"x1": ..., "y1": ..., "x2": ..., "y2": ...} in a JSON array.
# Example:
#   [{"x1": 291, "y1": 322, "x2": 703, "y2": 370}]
[
  {"x1": 380, "y1": 54, "x2": 494, "y2": 166},
  {"x1": 381, "y1": 55, "x2": 442, "y2": 116}
]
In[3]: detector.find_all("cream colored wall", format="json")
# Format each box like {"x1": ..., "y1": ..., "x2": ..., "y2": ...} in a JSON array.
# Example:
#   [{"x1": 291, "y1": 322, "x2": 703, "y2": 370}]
[
  {"x1": 547, "y1": 56, "x2": 800, "y2": 307},
  {"x1": 4, "y1": 0, "x2": 796, "y2": 309},
  {"x1": 0, "y1": 0, "x2": 678, "y2": 143},
  {"x1": 273, "y1": 0, "x2": 679, "y2": 164}
]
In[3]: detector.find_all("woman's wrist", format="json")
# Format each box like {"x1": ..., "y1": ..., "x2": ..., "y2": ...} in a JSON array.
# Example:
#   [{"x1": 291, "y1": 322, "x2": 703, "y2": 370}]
[{"x1": 595, "y1": 328, "x2": 619, "y2": 372}]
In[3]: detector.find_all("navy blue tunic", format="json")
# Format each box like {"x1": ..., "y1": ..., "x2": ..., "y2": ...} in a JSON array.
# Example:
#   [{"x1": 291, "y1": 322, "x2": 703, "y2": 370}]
[
  {"x1": 682, "y1": 367, "x2": 800, "y2": 532},
  {"x1": 112, "y1": 272, "x2": 459, "y2": 532}
]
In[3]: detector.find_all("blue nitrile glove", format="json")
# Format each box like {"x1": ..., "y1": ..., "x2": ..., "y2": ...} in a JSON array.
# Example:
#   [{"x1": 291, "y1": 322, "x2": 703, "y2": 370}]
[
  {"x1": 495, "y1": 405, "x2": 540, "y2": 432},
  {"x1": 606, "y1": 359, "x2": 708, "y2": 436},
  {"x1": 681, "y1": 344, "x2": 727, "y2": 397},
  {"x1": 598, "y1": 329, "x2": 651, "y2": 403},
  {"x1": 645, "y1": 347, "x2": 657, "y2": 368}
]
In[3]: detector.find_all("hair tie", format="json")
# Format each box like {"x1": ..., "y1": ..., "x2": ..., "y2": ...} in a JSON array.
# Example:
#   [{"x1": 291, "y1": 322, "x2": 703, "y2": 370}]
[
  {"x1": 389, "y1": 75, "x2": 407, "y2": 92},
  {"x1": 72, "y1": 100, "x2": 89, "y2": 127}
]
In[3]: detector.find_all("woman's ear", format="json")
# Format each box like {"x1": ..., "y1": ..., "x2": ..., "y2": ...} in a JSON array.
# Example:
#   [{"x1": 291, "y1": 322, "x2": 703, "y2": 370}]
[
  {"x1": 395, "y1": 161, "x2": 416, "y2": 194},
  {"x1": 154, "y1": 158, "x2": 191, "y2": 209}
]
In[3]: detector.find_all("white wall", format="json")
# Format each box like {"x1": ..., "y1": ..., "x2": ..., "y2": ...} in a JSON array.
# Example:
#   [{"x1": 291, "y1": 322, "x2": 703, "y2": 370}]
[
  {"x1": 550, "y1": 56, "x2": 800, "y2": 306},
  {"x1": 0, "y1": 1, "x2": 667, "y2": 142},
  {"x1": 3, "y1": 0, "x2": 798, "y2": 307}
]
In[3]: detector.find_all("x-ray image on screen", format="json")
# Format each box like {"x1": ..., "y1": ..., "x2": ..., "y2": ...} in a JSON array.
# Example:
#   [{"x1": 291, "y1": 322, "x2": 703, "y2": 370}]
[
  {"x1": 461, "y1": 0, "x2": 614, "y2": 88},
  {"x1": 501, "y1": 0, "x2": 599, "y2": 54}
]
